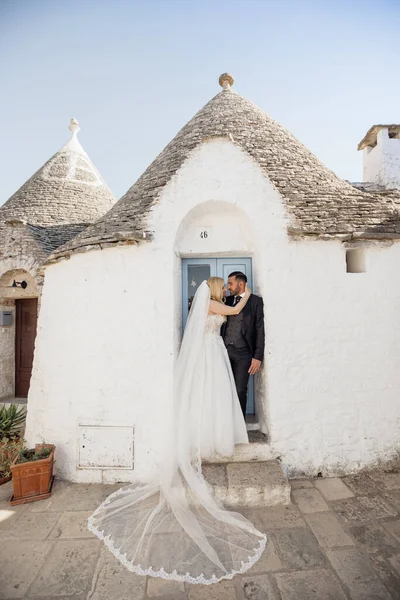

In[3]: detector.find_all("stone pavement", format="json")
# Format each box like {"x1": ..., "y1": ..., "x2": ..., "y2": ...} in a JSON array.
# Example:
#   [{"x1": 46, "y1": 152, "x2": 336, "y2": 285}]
[{"x1": 1, "y1": 472, "x2": 400, "y2": 600}]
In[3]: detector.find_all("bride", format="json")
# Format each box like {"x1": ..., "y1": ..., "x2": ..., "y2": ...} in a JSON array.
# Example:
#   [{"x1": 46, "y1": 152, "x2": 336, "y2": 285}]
[{"x1": 88, "y1": 277, "x2": 266, "y2": 585}]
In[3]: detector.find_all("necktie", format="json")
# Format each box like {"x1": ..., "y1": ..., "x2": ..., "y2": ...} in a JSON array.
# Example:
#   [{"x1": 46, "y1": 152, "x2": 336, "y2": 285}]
[{"x1": 234, "y1": 296, "x2": 241, "y2": 306}]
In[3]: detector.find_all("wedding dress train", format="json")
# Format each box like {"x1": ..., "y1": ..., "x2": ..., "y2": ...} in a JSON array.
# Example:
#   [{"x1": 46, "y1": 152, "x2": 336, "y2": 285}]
[{"x1": 88, "y1": 281, "x2": 266, "y2": 584}]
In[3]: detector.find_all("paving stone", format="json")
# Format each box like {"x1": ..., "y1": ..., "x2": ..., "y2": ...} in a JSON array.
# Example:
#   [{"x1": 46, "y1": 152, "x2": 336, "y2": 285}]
[
  {"x1": 383, "y1": 489, "x2": 400, "y2": 512},
  {"x1": 272, "y1": 527, "x2": 325, "y2": 569},
  {"x1": 370, "y1": 472, "x2": 400, "y2": 490},
  {"x1": 27, "y1": 539, "x2": 101, "y2": 597},
  {"x1": 242, "y1": 574, "x2": 279, "y2": 600},
  {"x1": 327, "y1": 548, "x2": 392, "y2": 599},
  {"x1": 288, "y1": 478, "x2": 314, "y2": 489},
  {"x1": 239, "y1": 504, "x2": 305, "y2": 531},
  {"x1": 19, "y1": 596, "x2": 83, "y2": 600},
  {"x1": 331, "y1": 495, "x2": 398, "y2": 525},
  {"x1": 29, "y1": 481, "x2": 120, "y2": 512},
  {"x1": 0, "y1": 480, "x2": 13, "y2": 502},
  {"x1": 369, "y1": 554, "x2": 400, "y2": 600},
  {"x1": 88, "y1": 548, "x2": 146, "y2": 600},
  {"x1": 147, "y1": 576, "x2": 185, "y2": 597},
  {"x1": 381, "y1": 519, "x2": 400, "y2": 543},
  {"x1": 187, "y1": 580, "x2": 237, "y2": 599},
  {"x1": 0, "y1": 511, "x2": 61, "y2": 540},
  {"x1": 356, "y1": 495, "x2": 398, "y2": 519},
  {"x1": 349, "y1": 523, "x2": 400, "y2": 555},
  {"x1": 3, "y1": 472, "x2": 400, "y2": 599},
  {"x1": 342, "y1": 474, "x2": 382, "y2": 495},
  {"x1": 389, "y1": 554, "x2": 400, "y2": 576},
  {"x1": 25, "y1": 480, "x2": 71, "y2": 512},
  {"x1": 314, "y1": 477, "x2": 354, "y2": 500},
  {"x1": 48, "y1": 510, "x2": 94, "y2": 539},
  {"x1": 275, "y1": 568, "x2": 347, "y2": 600},
  {"x1": 291, "y1": 488, "x2": 330, "y2": 513},
  {"x1": 305, "y1": 511, "x2": 354, "y2": 548},
  {"x1": 0, "y1": 540, "x2": 53, "y2": 598},
  {"x1": 0, "y1": 504, "x2": 28, "y2": 531},
  {"x1": 248, "y1": 538, "x2": 282, "y2": 573}
]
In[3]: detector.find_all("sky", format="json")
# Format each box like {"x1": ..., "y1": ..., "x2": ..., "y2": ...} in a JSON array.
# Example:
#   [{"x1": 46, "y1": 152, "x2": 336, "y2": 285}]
[{"x1": 0, "y1": 0, "x2": 399, "y2": 205}]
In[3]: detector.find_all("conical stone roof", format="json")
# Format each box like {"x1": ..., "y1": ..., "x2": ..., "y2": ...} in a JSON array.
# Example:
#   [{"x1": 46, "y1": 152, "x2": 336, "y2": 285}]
[
  {"x1": 0, "y1": 119, "x2": 116, "y2": 227},
  {"x1": 50, "y1": 76, "x2": 400, "y2": 260}
]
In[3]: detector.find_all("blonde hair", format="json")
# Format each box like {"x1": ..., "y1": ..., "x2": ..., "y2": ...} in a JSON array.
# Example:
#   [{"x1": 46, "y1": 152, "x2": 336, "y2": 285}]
[{"x1": 207, "y1": 277, "x2": 225, "y2": 303}]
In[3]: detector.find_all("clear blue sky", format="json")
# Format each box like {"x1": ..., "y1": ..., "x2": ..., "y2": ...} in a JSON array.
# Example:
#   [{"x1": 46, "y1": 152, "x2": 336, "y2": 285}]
[{"x1": 0, "y1": 0, "x2": 399, "y2": 205}]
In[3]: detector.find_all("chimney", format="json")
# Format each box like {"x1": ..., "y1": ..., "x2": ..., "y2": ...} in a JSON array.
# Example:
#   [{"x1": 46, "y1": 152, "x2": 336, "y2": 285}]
[{"x1": 358, "y1": 124, "x2": 400, "y2": 189}]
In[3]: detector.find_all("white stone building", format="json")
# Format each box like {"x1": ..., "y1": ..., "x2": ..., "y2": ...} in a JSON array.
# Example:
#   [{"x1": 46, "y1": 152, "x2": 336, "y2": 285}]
[
  {"x1": 0, "y1": 120, "x2": 115, "y2": 401},
  {"x1": 19, "y1": 74, "x2": 400, "y2": 481}
]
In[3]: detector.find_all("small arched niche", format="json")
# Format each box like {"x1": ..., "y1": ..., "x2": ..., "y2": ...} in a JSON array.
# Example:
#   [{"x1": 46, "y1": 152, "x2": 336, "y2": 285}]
[
  {"x1": 345, "y1": 248, "x2": 366, "y2": 274},
  {"x1": 174, "y1": 200, "x2": 256, "y2": 257},
  {"x1": 0, "y1": 269, "x2": 39, "y2": 300}
]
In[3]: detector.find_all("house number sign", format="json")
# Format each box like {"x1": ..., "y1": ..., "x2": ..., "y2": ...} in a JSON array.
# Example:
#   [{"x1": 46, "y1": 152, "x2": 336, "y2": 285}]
[{"x1": 196, "y1": 227, "x2": 212, "y2": 240}]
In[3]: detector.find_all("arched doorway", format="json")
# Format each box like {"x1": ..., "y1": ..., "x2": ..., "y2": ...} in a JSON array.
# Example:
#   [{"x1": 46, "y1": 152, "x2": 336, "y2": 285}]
[
  {"x1": 175, "y1": 201, "x2": 263, "y2": 425},
  {"x1": 0, "y1": 269, "x2": 39, "y2": 400}
]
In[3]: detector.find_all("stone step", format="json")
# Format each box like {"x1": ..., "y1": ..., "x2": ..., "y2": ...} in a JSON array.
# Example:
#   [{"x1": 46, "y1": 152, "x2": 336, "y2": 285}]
[
  {"x1": 204, "y1": 431, "x2": 274, "y2": 463},
  {"x1": 203, "y1": 459, "x2": 291, "y2": 507},
  {"x1": 0, "y1": 397, "x2": 27, "y2": 408},
  {"x1": 245, "y1": 415, "x2": 260, "y2": 431}
]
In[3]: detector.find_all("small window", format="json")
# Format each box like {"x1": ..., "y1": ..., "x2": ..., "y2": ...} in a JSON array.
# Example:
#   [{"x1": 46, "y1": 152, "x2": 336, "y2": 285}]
[{"x1": 346, "y1": 248, "x2": 365, "y2": 273}]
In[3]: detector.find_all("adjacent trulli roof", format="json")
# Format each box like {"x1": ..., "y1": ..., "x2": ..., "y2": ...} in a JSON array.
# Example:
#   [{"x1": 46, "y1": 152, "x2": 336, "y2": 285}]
[
  {"x1": 49, "y1": 75, "x2": 400, "y2": 261},
  {"x1": 0, "y1": 119, "x2": 116, "y2": 227}
]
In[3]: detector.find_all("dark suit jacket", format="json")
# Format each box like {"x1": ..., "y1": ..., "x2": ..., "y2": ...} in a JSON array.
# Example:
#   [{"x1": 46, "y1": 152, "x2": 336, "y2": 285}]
[{"x1": 221, "y1": 294, "x2": 265, "y2": 362}]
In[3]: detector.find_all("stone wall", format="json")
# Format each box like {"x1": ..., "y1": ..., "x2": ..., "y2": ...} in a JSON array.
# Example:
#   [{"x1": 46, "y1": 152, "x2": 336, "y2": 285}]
[{"x1": 0, "y1": 223, "x2": 42, "y2": 399}]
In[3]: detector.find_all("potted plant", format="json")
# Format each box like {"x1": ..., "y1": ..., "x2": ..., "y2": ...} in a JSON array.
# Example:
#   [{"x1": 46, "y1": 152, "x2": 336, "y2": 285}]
[
  {"x1": 0, "y1": 436, "x2": 23, "y2": 485},
  {"x1": 0, "y1": 404, "x2": 27, "y2": 444},
  {"x1": 10, "y1": 443, "x2": 55, "y2": 505}
]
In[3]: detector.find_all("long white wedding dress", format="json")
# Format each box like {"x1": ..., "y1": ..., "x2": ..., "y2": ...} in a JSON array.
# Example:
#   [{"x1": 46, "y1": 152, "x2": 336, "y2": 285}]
[{"x1": 88, "y1": 281, "x2": 266, "y2": 585}]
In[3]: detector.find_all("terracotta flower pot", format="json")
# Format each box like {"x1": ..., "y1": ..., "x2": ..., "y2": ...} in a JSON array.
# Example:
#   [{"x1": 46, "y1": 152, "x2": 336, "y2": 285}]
[{"x1": 10, "y1": 445, "x2": 55, "y2": 505}]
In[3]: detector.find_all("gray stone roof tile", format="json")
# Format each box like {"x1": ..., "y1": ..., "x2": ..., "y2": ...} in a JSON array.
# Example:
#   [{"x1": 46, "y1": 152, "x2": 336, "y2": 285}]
[
  {"x1": 49, "y1": 86, "x2": 400, "y2": 261},
  {"x1": 0, "y1": 120, "x2": 116, "y2": 227},
  {"x1": 27, "y1": 223, "x2": 90, "y2": 254}
]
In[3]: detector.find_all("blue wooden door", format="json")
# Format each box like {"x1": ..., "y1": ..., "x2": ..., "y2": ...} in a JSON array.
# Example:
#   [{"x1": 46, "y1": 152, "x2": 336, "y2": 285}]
[{"x1": 182, "y1": 258, "x2": 255, "y2": 414}]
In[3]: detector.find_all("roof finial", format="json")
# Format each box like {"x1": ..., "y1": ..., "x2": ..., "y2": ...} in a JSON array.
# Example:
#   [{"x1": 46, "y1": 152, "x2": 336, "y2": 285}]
[
  {"x1": 68, "y1": 117, "x2": 80, "y2": 137},
  {"x1": 219, "y1": 73, "x2": 234, "y2": 90}
]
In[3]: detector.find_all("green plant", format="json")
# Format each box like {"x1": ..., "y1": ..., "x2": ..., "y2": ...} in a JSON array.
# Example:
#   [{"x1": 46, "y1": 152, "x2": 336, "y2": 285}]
[
  {"x1": 17, "y1": 447, "x2": 52, "y2": 464},
  {"x1": 0, "y1": 456, "x2": 11, "y2": 478},
  {"x1": 0, "y1": 404, "x2": 27, "y2": 439},
  {"x1": 0, "y1": 436, "x2": 24, "y2": 478}
]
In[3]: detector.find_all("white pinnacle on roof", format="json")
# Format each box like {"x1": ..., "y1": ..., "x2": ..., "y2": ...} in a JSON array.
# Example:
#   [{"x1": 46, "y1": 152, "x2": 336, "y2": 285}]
[{"x1": 60, "y1": 117, "x2": 85, "y2": 155}]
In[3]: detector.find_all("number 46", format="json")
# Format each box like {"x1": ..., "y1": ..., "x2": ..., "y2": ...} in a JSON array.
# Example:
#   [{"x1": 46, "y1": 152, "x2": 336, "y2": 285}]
[{"x1": 200, "y1": 231, "x2": 208, "y2": 239}]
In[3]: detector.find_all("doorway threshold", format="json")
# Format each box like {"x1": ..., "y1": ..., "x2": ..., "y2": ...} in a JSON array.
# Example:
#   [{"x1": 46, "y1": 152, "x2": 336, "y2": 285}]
[
  {"x1": 0, "y1": 396, "x2": 27, "y2": 407},
  {"x1": 246, "y1": 414, "x2": 260, "y2": 431}
]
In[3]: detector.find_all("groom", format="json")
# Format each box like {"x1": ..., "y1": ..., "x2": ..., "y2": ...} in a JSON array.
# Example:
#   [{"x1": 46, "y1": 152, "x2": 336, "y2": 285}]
[{"x1": 221, "y1": 271, "x2": 265, "y2": 417}]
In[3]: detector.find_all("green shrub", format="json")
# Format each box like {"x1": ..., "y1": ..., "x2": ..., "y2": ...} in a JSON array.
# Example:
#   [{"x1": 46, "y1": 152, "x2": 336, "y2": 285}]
[{"x1": 0, "y1": 404, "x2": 27, "y2": 438}]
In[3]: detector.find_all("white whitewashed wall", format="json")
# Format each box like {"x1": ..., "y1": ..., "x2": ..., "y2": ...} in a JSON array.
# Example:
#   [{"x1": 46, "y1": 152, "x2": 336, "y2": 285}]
[
  {"x1": 25, "y1": 139, "x2": 400, "y2": 481},
  {"x1": 363, "y1": 128, "x2": 400, "y2": 189}
]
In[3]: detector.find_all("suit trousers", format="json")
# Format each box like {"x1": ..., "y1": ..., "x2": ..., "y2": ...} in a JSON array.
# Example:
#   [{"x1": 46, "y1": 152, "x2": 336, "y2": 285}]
[{"x1": 226, "y1": 345, "x2": 252, "y2": 418}]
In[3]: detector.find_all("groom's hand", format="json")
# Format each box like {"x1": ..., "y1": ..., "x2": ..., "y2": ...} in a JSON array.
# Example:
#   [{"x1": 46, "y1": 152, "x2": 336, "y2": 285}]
[{"x1": 248, "y1": 358, "x2": 261, "y2": 375}]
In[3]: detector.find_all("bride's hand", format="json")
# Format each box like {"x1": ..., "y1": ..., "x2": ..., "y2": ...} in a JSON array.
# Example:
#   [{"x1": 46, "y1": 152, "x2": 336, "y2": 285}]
[{"x1": 245, "y1": 284, "x2": 251, "y2": 294}]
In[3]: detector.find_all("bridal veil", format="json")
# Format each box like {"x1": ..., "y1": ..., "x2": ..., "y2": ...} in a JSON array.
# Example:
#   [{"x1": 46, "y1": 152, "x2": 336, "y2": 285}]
[{"x1": 88, "y1": 281, "x2": 266, "y2": 584}]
